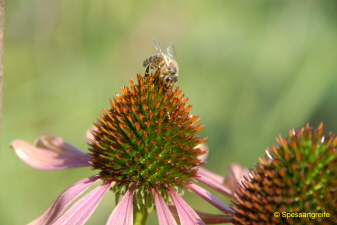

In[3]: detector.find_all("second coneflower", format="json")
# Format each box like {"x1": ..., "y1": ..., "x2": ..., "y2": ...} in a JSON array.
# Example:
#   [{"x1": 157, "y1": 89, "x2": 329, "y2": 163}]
[
  {"x1": 11, "y1": 72, "x2": 233, "y2": 225},
  {"x1": 196, "y1": 124, "x2": 337, "y2": 224}
]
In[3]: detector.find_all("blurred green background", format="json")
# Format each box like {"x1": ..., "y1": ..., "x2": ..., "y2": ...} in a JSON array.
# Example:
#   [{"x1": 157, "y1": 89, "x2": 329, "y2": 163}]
[{"x1": 2, "y1": 1, "x2": 337, "y2": 224}]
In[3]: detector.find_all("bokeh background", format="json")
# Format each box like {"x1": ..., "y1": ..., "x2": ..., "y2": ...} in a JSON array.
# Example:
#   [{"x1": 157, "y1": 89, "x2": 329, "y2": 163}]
[{"x1": 2, "y1": 1, "x2": 337, "y2": 224}]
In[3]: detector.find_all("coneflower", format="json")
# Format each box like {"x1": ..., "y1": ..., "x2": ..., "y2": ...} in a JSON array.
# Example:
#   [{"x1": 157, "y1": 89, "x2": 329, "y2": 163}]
[
  {"x1": 11, "y1": 72, "x2": 233, "y2": 225},
  {"x1": 197, "y1": 124, "x2": 337, "y2": 224}
]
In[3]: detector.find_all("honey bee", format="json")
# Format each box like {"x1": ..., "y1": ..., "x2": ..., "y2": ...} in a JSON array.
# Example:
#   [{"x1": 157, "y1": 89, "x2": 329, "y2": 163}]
[{"x1": 143, "y1": 38, "x2": 179, "y2": 87}]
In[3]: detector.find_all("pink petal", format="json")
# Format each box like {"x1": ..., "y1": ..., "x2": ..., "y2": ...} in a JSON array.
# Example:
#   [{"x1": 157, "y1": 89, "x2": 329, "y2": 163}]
[
  {"x1": 197, "y1": 167, "x2": 225, "y2": 184},
  {"x1": 168, "y1": 187, "x2": 205, "y2": 225},
  {"x1": 52, "y1": 180, "x2": 113, "y2": 225},
  {"x1": 154, "y1": 190, "x2": 177, "y2": 225},
  {"x1": 168, "y1": 206, "x2": 231, "y2": 224},
  {"x1": 188, "y1": 210, "x2": 231, "y2": 224},
  {"x1": 187, "y1": 183, "x2": 234, "y2": 214},
  {"x1": 11, "y1": 137, "x2": 92, "y2": 170},
  {"x1": 34, "y1": 135, "x2": 88, "y2": 156},
  {"x1": 28, "y1": 176, "x2": 101, "y2": 225},
  {"x1": 106, "y1": 184, "x2": 134, "y2": 225},
  {"x1": 224, "y1": 163, "x2": 249, "y2": 194},
  {"x1": 194, "y1": 173, "x2": 233, "y2": 199}
]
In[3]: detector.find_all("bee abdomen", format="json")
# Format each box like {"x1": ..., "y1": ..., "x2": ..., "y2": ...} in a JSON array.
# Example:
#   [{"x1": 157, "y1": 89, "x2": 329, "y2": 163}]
[{"x1": 143, "y1": 54, "x2": 161, "y2": 67}]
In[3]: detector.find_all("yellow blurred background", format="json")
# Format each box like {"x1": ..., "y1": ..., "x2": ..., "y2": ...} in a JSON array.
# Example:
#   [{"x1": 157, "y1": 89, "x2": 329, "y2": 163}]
[{"x1": 2, "y1": 1, "x2": 337, "y2": 224}]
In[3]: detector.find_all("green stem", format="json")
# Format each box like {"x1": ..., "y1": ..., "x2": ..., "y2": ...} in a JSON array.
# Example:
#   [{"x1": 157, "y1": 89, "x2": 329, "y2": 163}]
[{"x1": 133, "y1": 205, "x2": 148, "y2": 225}]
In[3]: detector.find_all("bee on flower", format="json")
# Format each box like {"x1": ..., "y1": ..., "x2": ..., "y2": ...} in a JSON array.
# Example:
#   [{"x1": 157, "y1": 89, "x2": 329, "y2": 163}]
[
  {"x1": 143, "y1": 38, "x2": 179, "y2": 87},
  {"x1": 11, "y1": 73, "x2": 233, "y2": 225}
]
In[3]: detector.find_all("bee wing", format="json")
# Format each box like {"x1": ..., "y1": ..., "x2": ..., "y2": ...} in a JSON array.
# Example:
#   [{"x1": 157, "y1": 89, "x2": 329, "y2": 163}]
[
  {"x1": 151, "y1": 38, "x2": 165, "y2": 55},
  {"x1": 167, "y1": 43, "x2": 177, "y2": 61},
  {"x1": 152, "y1": 37, "x2": 171, "y2": 69}
]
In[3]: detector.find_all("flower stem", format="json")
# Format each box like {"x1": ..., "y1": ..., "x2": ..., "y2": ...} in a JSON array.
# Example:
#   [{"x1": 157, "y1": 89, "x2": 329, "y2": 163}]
[{"x1": 133, "y1": 205, "x2": 148, "y2": 225}]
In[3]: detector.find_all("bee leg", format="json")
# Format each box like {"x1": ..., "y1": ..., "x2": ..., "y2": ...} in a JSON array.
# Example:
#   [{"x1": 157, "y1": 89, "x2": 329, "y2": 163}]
[{"x1": 144, "y1": 64, "x2": 150, "y2": 77}]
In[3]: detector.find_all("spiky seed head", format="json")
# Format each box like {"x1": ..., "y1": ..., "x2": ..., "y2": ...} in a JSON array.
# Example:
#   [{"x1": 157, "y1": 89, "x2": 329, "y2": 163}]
[
  {"x1": 231, "y1": 123, "x2": 337, "y2": 224},
  {"x1": 88, "y1": 72, "x2": 207, "y2": 209}
]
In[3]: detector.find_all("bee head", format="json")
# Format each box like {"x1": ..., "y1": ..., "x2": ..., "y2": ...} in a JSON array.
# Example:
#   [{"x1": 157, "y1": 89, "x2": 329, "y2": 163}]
[
  {"x1": 169, "y1": 67, "x2": 177, "y2": 75},
  {"x1": 164, "y1": 76, "x2": 178, "y2": 87}
]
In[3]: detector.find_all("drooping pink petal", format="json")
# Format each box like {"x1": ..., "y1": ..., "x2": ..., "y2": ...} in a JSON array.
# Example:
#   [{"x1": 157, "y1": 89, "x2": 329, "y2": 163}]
[
  {"x1": 197, "y1": 167, "x2": 225, "y2": 184},
  {"x1": 28, "y1": 176, "x2": 102, "y2": 225},
  {"x1": 194, "y1": 173, "x2": 233, "y2": 199},
  {"x1": 106, "y1": 184, "x2": 134, "y2": 225},
  {"x1": 52, "y1": 180, "x2": 113, "y2": 225},
  {"x1": 224, "y1": 163, "x2": 249, "y2": 194},
  {"x1": 168, "y1": 206, "x2": 231, "y2": 224},
  {"x1": 187, "y1": 183, "x2": 234, "y2": 214},
  {"x1": 187, "y1": 210, "x2": 231, "y2": 224},
  {"x1": 168, "y1": 187, "x2": 205, "y2": 225},
  {"x1": 154, "y1": 190, "x2": 177, "y2": 225},
  {"x1": 11, "y1": 137, "x2": 92, "y2": 170},
  {"x1": 34, "y1": 135, "x2": 88, "y2": 156}
]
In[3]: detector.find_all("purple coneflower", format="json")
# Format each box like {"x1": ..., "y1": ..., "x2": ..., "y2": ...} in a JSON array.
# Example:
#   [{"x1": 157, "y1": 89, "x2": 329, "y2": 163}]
[
  {"x1": 11, "y1": 73, "x2": 233, "y2": 225},
  {"x1": 196, "y1": 124, "x2": 337, "y2": 224}
]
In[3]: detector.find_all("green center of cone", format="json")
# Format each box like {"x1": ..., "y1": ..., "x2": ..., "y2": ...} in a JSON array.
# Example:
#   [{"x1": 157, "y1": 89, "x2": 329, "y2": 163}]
[{"x1": 89, "y1": 73, "x2": 207, "y2": 195}]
